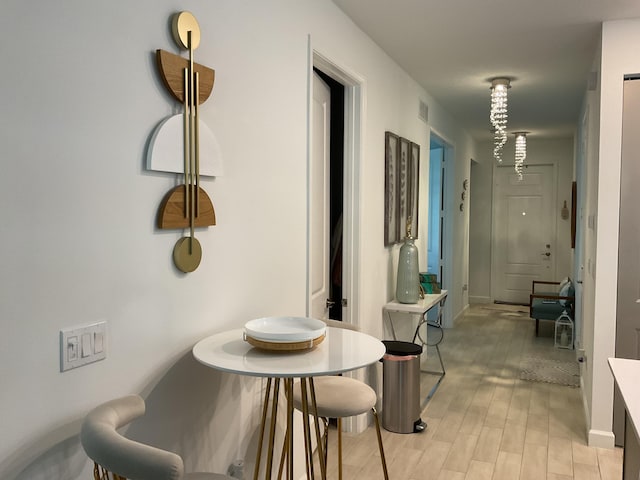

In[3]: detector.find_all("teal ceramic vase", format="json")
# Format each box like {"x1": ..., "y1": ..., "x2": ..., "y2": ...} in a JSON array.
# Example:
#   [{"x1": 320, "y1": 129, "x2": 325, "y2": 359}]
[{"x1": 396, "y1": 226, "x2": 420, "y2": 304}]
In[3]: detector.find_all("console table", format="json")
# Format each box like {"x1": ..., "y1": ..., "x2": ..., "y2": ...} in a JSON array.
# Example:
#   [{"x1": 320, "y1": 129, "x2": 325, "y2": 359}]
[{"x1": 383, "y1": 291, "x2": 448, "y2": 406}]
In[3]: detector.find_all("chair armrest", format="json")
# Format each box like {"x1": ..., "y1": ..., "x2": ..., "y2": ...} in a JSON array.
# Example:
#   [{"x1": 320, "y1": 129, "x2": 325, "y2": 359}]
[{"x1": 532, "y1": 280, "x2": 560, "y2": 294}]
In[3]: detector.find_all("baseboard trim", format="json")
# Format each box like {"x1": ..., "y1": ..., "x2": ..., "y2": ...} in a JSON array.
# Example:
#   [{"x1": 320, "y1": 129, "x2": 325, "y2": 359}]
[
  {"x1": 578, "y1": 360, "x2": 615, "y2": 449},
  {"x1": 469, "y1": 296, "x2": 492, "y2": 304},
  {"x1": 588, "y1": 429, "x2": 616, "y2": 449}
]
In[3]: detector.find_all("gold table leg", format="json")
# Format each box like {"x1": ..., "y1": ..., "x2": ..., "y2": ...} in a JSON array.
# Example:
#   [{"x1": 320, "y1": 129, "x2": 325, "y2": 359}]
[{"x1": 253, "y1": 377, "x2": 328, "y2": 479}]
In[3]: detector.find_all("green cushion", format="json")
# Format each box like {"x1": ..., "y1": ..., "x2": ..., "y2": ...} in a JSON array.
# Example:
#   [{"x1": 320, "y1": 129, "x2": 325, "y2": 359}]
[{"x1": 531, "y1": 298, "x2": 565, "y2": 320}]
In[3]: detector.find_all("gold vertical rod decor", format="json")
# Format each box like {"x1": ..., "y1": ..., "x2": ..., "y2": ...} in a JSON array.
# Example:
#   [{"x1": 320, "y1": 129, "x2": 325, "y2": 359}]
[
  {"x1": 187, "y1": 30, "x2": 196, "y2": 254},
  {"x1": 194, "y1": 70, "x2": 201, "y2": 218},
  {"x1": 182, "y1": 67, "x2": 190, "y2": 219}
]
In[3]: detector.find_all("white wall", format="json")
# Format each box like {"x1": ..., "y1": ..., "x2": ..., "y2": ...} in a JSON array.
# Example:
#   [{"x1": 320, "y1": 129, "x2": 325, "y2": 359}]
[
  {"x1": 469, "y1": 138, "x2": 575, "y2": 303},
  {"x1": 579, "y1": 18, "x2": 640, "y2": 448},
  {"x1": 576, "y1": 40, "x2": 602, "y2": 446},
  {"x1": 0, "y1": 1, "x2": 475, "y2": 478}
]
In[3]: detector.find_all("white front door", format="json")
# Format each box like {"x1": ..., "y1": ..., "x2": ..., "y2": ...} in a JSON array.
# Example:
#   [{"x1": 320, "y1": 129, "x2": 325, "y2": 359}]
[
  {"x1": 492, "y1": 164, "x2": 556, "y2": 303},
  {"x1": 309, "y1": 72, "x2": 331, "y2": 320}
]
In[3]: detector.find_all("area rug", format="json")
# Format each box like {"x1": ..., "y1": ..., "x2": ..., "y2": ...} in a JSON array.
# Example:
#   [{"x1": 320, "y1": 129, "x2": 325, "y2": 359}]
[{"x1": 519, "y1": 356, "x2": 580, "y2": 387}]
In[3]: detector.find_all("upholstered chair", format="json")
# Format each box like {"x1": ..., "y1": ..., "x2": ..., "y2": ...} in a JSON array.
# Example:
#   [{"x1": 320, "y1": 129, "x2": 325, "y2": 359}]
[{"x1": 80, "y1": 394, "x2": 233, "y2": 480}]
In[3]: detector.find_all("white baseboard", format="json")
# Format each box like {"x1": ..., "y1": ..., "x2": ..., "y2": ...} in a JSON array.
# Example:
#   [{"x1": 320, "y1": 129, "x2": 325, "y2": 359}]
[
  {"x1": 578, "y1": 357, "x2": 615, "y2": 449},
  {"x1": 588, "y1": 429, "x2": 616, "y2": 449},
  {"x1": 469, "y1": 296, "x2": 492, "y2": 304}
]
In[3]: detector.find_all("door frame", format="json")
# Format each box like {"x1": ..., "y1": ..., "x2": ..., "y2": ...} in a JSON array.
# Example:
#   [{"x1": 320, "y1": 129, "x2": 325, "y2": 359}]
[
  {"x1": 307, "y1": 43, "x2": 365, "y2": 432},
  {"x1": 308, "y1": 47, "x2": 363, "y2": 330}
]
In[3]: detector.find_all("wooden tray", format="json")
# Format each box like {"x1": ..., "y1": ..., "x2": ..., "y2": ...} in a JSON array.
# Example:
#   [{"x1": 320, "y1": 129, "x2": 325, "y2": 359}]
[{"x1": 244, "y1": 333, "x2": 325, "y2": 352}]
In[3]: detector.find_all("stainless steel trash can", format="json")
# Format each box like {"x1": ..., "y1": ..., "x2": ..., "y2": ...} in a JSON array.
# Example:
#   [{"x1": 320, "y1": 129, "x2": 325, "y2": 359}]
[{"x1": 381, "y1": 340, "x2": 424, "y2": 433}]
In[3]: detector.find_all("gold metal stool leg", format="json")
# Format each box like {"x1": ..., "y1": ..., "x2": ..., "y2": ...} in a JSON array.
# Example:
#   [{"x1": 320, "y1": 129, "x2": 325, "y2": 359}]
[
  {"x1": 372, "y1": 408, "x2": 389, "y2": 480},
  {"x1": 337, "y1": 417, "x2": 343, "y2": 480},
  {"x1": 308, "y1": 378, "x2": 327, "y2": 479}
]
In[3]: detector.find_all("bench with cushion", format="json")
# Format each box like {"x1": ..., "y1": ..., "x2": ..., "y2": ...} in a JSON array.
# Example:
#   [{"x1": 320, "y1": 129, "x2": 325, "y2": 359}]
[{"x1": 529, "y1": 278, "x2": 574, "y2": 336}]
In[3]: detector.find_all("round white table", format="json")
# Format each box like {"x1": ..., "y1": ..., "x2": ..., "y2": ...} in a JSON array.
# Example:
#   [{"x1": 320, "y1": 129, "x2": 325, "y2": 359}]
[
  {"x1": 193, "y1": 327, "x2": 385, "y2": 377},
  {"x1": 192, "y1": 326, "x2": 385, "y2": 480}
]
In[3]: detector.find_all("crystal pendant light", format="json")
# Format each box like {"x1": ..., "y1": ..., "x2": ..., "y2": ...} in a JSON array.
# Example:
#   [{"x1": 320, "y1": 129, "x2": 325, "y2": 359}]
[
  {"x1": 490, "y1": 78, "x2": 511, "y2": 163},
  {"x1": 514, "y1": 132, "x2": 527, "y2": 180}
]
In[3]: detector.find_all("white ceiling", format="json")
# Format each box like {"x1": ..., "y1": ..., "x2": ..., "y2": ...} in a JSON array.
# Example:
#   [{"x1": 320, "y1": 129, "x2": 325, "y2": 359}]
[{"x1": 332, "y1": 0, "x2": 640, "y2": 141}]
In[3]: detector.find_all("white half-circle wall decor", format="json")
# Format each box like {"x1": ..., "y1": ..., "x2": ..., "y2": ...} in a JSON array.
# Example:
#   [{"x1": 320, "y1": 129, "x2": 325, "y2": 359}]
[{"x1": 147, "y1": 114, "x2": 223, "y2": 177}]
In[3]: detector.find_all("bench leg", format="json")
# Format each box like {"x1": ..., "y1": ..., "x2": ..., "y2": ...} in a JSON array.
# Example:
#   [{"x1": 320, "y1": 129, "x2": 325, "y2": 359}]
[{"x1": 535, "y1": 319, "x2": 539, "y2": 336}]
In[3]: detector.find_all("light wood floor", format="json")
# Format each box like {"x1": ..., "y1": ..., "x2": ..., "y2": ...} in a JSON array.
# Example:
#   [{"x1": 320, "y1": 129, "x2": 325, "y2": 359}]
[{"x1": 322, "y1": 304, "x2": 623, "y2": 480}]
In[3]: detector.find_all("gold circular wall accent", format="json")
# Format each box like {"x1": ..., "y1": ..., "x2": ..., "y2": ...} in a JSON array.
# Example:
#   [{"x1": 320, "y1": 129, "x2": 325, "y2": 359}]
[
  {"x1": 172, "y1": 11, "x2": 200, "y2": 50},
  {"x1": 173, "y1": 237, "x2": 202, "y2": 273}
]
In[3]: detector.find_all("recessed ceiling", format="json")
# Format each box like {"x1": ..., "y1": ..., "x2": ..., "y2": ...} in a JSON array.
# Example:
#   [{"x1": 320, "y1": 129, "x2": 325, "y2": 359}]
[{"x1": 332, "y1": 0, "x2": 640, "y2": 140}]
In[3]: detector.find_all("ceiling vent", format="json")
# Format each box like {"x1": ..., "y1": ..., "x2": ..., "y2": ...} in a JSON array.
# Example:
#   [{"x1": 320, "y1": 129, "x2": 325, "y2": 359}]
[{"x1": 418, "y1": 100, "x2": 429, "y2": 123}]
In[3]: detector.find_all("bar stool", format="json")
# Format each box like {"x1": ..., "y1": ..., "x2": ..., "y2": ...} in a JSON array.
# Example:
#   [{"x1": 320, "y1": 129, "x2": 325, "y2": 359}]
[{"x1": 292, "y1": 320, "x2": 389, "y2": 480}]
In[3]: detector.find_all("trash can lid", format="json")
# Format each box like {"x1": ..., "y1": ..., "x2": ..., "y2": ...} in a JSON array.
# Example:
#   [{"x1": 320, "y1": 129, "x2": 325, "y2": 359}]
[{"x1": 382, "y1": 340, "x2": 423, "y2": 356}]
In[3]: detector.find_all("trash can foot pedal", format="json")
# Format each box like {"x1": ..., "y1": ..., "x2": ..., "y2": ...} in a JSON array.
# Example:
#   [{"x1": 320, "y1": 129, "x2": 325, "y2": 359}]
[{"x1": 414, "y1": 419, "x2": 427, "y2": 433}]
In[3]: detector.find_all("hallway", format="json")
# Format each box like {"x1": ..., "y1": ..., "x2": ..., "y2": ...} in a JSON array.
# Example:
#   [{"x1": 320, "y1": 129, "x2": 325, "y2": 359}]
[{"x1": 325, "y1": 304, "x2": 623, "y2": 479}]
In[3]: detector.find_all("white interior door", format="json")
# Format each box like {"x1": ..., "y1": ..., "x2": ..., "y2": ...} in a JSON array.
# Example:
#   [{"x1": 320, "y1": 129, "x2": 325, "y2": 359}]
[
  {"x1": 492, "y1": 164, "x2": 556, "y2": 303},
  {"x1": 309, "y1": 72, "x2": 331, "y2": 320}
]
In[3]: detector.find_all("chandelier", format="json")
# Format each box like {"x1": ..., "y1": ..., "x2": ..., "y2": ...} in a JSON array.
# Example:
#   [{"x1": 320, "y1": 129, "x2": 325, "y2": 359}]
[
  {"x1": 514, "y1": 132, "x2": 527, "y2": 180},
  {"x1": 489, "y1": 78, "x2": 511, "y2": 163}
]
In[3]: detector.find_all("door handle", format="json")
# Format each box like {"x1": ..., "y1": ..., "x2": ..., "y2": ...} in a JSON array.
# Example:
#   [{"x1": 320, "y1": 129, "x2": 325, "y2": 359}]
[
  {"x1": 326, "y1": 299, "x2": 336, "y2": 309},
  {"x1": 541, "y1": 252, "x2": 551, "y2": 257}
]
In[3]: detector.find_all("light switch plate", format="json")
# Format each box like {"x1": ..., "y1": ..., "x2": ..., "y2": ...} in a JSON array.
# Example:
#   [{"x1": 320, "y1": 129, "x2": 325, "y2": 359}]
[{"x1": 60, "y1": 321, "x2": 106, "y2": 372}]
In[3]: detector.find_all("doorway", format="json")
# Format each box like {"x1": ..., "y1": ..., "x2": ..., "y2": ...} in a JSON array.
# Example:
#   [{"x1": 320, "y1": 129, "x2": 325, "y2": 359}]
[
  {"x1": 307, "y1": 50, "x2": 363, "y2": 332},
  {"x1": 427, "y1": 140, "x2": 444, "y2": 284},
  {"x1": 314, "y1": 68, "x2": 345, "y2": 321},
  {"x1": 427, "y1": 133, "x2": 452, "y2": 326},
  {"x1": 491, "y1": 163, "x2": 557, "y2": 304}
]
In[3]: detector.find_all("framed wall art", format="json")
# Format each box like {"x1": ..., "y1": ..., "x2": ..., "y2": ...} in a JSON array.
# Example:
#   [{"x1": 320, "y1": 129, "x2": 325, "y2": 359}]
[
  {"x1": 408, "y1": 141, "x2": 420, "y2": 238},
  {"x1": 384, "y1": 132, "x2": 399, "y2": 246},
  {"x1": 384, "y1": 131, "x2": 420, "y2": 245},
  {"x1": 397, "y1": 137, "x2": 411, "y2": 240}
]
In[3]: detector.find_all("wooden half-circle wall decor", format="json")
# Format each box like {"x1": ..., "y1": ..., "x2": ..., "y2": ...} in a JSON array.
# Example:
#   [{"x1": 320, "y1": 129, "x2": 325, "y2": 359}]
[
  {"x1": 158, "y1": 185, "x2": 216, "y2": 229},
  {"x1": 156, "y1": 49, "x2": 215, "y2": 104}
]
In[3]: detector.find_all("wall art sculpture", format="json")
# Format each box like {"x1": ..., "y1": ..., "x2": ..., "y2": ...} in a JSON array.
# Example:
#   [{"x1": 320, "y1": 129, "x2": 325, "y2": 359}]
[{"x1": 148, "y1": 12, "x2": 223, "y2": 272}]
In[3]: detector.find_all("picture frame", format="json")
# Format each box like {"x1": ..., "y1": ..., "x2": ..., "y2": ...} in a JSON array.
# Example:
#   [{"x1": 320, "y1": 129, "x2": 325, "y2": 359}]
[
  {"x1": 384, "y1": 131, "x2": 420, "y2": 245},
  {"x1": 397, "y1": 137, "x2": 411, "y2": 240},
  {"x1": 408, "y1": 142, "x2": 420, "y2": 238},
  {"x1": 384, "y1": 132, "x2": 400, "y2": 246}
]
